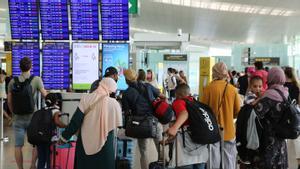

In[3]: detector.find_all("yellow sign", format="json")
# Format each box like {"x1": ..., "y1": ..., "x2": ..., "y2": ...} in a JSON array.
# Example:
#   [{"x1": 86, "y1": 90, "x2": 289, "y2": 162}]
[{"x1": 6, "y1": 53, "x2": 12, "y2": 76}]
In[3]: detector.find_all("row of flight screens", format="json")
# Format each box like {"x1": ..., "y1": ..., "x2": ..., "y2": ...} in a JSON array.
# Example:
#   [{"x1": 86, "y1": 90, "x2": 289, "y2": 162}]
[
  {"x1": 11, "y1": 42, "x2": 129, "y2": 90},
  {"x1": 9, "y1": 0, "x2": 129, "y2": 40}
]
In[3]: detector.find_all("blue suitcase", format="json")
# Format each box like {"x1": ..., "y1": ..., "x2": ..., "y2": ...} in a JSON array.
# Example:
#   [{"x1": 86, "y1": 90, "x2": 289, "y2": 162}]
[{"x1": 116, "y1": 138, "x2": 134, "y2": 169}]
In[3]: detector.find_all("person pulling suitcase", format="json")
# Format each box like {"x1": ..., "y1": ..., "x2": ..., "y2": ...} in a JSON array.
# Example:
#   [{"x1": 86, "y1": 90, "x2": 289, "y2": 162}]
[{"x1": 165, "y1": 84, "x2": 210, "y2": 169}]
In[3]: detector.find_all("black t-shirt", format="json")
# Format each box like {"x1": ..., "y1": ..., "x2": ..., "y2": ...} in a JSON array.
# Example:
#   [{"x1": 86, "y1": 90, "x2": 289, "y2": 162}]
[
  {"x1": 284, "y1": 82, "x2": 299, "y2": 102},
  {"x1": 238, "y1": 75, "x2": 248, "y2": 95}
]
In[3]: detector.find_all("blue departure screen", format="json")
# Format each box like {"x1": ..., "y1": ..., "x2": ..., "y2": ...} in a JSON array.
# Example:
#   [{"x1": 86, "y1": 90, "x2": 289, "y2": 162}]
[
  {"x1": 70, "y1": 0, "x2": 99, "y2": 40},
  {"x1": 12, "y1": 43, "x2": 40, "y2": 76},
  {"x1": 9, "y1": 0, "x2": 39, "y2": 39},
  {"x1": 101, "y1": 0, "x2": 129, "y2": 41},
  {"x1": 102, "y1": 43, "x2": 129, "y2": 90},
  {"x1": 40, "y1": 0, "x2": 69, "y2": 40},
  {"x1": 42, "y1": 43, "x2": 70, "y2": 89}
]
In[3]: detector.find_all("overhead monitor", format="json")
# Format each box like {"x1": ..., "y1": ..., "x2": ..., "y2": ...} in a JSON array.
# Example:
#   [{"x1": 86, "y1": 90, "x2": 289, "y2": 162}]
[
  {"x1": 9, "y1": 0, "x2": 39, "y2": 39},
  {"x1": 42, "y1": 43, "x2": 70, "y2": 90},
  {"x1": 101, "y1": 0, "x2": 129, "y2": 41},
  {"x1": 72, "y1": 43, "x2": 99, "y2": 90},
  {"x1": 12, "y1": 42, "x2": 40, "y2": 76},
  {"x1": 70, "y1": 0, "x2": 99, "y2": 40},
  {"x1": 102, "y1": 43, "x2": 129, "y2": 90},
  {"x1": 40, "y1": 0, "x2": 69, "y2": 40}
]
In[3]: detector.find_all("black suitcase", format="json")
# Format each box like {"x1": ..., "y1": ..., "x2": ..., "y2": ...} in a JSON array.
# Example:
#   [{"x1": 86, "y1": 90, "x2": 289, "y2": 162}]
[
  {"x1": 149, "y1": 133, "x2": 178, "y2": 169},
  {"x1": 116, "y1": 159, "x2": 131, "y2": 169}
]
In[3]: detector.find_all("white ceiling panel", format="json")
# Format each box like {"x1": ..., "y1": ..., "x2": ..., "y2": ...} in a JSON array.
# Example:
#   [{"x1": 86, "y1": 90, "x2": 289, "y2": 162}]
[{"x1": 130, "y1": 0, "x2": 300, "y2": 44}]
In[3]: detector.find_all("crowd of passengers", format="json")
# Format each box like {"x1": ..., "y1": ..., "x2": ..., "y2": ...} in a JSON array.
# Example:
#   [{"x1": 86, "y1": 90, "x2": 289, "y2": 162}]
[{"x1": 3, "y1": 57, "x2": 300, "y2": 169}]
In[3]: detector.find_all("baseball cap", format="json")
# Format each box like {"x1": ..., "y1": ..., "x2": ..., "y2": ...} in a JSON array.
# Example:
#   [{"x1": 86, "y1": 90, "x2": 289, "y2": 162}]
[{"x1": 104, "y1": 67, "x2": 118, "y2": 77}]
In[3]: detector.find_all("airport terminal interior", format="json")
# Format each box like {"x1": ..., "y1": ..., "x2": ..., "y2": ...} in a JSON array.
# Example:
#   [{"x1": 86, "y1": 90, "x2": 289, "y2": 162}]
[{"x1": 0, "y1": 0, "x2": 300, "y2": 169}]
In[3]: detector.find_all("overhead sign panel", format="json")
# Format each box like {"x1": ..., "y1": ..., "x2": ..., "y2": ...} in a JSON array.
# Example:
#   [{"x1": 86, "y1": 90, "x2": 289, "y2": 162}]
[
  {"x1": 9, "y1": 0, "x2": 39, "y2": 40},
  {"x1": 70, "y1": 0, "x2": 99, "y2": 40},
  {"x1": 42, "y1": 43, "x2": 70, "y2": 90},
  {"x1": 72, "y1": 43, "x2": 99, "y2": 90},
  {"x1": 40, "y1": 0, "x2": 69, "y2": 40},
  {"x1": 164, "y1": 54, "x2": 188, "y2": 61},
  {"x1": 12, "y1": 42, "x2": 40, "y2": 76},
  {"x1": 101, "y1": 0, "x2": 129, "y2": 41}
]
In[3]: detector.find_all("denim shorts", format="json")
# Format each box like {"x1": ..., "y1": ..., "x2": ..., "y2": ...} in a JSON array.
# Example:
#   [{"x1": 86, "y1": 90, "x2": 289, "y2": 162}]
[{"x1": 13, "y1": 114, "x2": 32, "y2": 147}]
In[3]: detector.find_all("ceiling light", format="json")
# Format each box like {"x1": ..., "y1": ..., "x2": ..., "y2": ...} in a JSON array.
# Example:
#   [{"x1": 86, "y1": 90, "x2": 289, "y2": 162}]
[{"x1": 0, "y1": 8, "x2": 6, "y2": 12}]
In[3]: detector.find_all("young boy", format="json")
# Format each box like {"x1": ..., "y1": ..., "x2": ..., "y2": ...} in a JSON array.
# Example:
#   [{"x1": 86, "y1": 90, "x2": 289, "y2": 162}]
[
  {"x1": 167, "y1": 84, "x2": 208, "y2": 169},
  {"x1": 37, "y1": 93, "x2": 66, "y2": 169}
]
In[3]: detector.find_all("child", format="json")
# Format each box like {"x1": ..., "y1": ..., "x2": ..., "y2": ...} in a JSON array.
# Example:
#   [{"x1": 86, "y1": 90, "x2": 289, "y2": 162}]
[
  {"x1": 239, "y1": 76, "x2": 263, "y2": 169},
  {"x1": 244, "y1": 76, "x2": 263, "y2": 105},
  {"x1": 166, "y1": 84, "x2": 207, "y2": 169},
  {"x1": 37, "y1": 93, "x2": 66, "y2": 169}
]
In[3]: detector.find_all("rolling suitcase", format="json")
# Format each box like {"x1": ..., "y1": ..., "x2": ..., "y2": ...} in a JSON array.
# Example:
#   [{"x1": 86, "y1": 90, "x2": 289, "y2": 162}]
[
  {"x1": 116, "y1": 138, "x2": 134, "y2": 169},
  {"x1": 149, "y1": 133, "x2": 178, "y2": 169},
  {"x1": 50, "y1": 113, "x2": 76, "y2": 169},
  {"x1": 51, "y1": 142, "x2": 76, "y2": 169}
]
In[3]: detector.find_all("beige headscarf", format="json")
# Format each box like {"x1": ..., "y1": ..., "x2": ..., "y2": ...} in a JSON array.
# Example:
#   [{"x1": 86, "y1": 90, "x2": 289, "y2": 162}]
[
  {"x1": 212, "y1": 62, "x2": 228, "y2": 80},
  {"x1": 79, "y1": 78, "x2": 122, "y2": 155}
]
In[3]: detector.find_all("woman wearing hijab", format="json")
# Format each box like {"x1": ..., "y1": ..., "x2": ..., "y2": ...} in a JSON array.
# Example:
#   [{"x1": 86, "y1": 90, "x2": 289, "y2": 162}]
[
  {"x1": 146, "y1": 69, "x2": 159, "y2": 89},
  {"x1": 60, "y1": 78, "x2": 122, "y2": 169},
  {"x1": 255, "y1": 67, "x2": 289, "y2": 169},
  {"x1": 201, "y1": 62, "x2": 240, "y2": 169}
]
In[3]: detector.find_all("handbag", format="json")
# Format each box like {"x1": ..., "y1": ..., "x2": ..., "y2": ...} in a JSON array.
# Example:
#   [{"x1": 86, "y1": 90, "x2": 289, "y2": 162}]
[{"x1": 125, "y1": 115, "x2": 158, "y2": 139}]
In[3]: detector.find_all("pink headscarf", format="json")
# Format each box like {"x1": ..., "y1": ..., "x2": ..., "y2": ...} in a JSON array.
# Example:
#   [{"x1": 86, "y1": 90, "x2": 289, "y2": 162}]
[
  {"x1": 212, "y1": 62, "x2": 228, "y2": 80},
  {"x1": 79, "y1": 78, "x2": 122, "y2": 155},
  {"x1": 262, "y1": 67, "x2": 288, "y2": 102}
]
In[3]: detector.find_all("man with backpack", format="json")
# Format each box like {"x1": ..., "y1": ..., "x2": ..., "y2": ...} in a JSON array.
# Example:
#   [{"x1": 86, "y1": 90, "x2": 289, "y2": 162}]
[
  {"x1": 7, "y1": 57, "x2": 48, "y2": 169},
  {"x1": 122, "y1": 69, "x2": 165, "y2": 169}
]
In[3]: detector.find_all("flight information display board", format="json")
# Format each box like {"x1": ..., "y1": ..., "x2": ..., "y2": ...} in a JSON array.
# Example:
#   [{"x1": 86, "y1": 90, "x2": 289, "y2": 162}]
[
  {"x1": 102, "y1": 43, "x2": 129, "y2": 90},
  {"x1": 101, "y1": 0, "x2": 129, "y2": 41},
  {"x1": 70, "y1": 0, "x2": 99, "y2": 40},
  {"x1": 40, "y1": 0, "x2": 69, "y2": 40},
  {"x1": 12, "y1": 43, "x2": 40, "y2": 76},
  {"x1": 9, "y1": 0, "x2": 39, "y2": 39},
  {"x1": 42, "y1": 43, "x2": 70, "y2": 89}
]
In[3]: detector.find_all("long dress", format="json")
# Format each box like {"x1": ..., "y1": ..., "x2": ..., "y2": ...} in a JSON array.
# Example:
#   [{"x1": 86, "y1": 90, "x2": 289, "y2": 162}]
[
  {"x1": 254, "y1": 97, "x2": 288, "y2": 169},
  {"x1": 62, "y1": 108, "x2": 115, "y2": 169}
]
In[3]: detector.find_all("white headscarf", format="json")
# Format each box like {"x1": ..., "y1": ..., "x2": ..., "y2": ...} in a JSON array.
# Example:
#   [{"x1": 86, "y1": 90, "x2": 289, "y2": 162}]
[{"x1": 79, "y1": 78, "x2": 122, "y2": 155}]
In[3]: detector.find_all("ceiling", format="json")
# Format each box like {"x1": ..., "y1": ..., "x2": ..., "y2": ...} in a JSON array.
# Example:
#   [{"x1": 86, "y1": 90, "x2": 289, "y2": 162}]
[
  {"x1": 130, "y1": 0, "x2": 300, "y2": 46},
  {"x1": 1, "y1": 0, "x2": 300, "y2": 46}
]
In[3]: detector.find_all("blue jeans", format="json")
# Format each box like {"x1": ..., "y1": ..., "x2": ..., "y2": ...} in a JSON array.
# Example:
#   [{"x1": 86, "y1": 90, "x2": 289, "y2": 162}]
[
  {"x1": 37, "y1": 144, "x2": 51, "y2": 169},
  {"x1": 176, "y1": 163, "x2": 206, "y2": 169}
]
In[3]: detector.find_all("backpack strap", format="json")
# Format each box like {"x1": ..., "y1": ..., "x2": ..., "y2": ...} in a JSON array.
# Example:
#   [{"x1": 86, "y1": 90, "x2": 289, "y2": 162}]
[
  {"x1": 14, "y1": 77, "x2": 20, "y2": 84},
  {"x1": 26, "y1": 75, "x2": 35, "y2": 84},
  {"x1": 217, "y1": 82, "x2": 228, "y2": 127},
  {"x1": 273, "y1": 88, "x2": 290, "y2": 103}
]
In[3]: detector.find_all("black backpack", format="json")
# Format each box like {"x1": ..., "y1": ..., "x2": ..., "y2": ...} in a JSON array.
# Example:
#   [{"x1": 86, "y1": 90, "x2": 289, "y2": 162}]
[
  {"x1": 183, "y1": 98, "x2": 221, "y2": 144},
  {"x1": 272, "y1": 89, "x2": 300, "y2": 139},
  {"x1": 27, "y1": 108, "x2": 55, "y2": 145},
  {"x1": 12, "y1": 76, "x2": 35, "y2": 115}
]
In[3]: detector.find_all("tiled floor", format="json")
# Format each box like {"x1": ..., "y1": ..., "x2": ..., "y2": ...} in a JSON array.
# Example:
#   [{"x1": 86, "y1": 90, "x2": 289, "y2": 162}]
[{"x1": 0, "y1": 120, "x2": 158, "y2": 169}]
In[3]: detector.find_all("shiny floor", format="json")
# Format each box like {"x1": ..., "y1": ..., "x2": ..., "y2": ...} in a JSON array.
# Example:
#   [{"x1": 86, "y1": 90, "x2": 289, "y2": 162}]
[
  {"x1": 0, "y1": 119, "x2": 158, "y2": 169},
  {"x1": 1, "y1": 119, "x2": 298, "y2": 169}
]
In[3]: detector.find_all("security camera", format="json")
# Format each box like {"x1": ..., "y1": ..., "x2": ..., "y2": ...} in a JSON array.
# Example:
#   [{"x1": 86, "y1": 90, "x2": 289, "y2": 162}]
[{"x1": 177, "y1": 28, "x2": 182, "y2": 36}]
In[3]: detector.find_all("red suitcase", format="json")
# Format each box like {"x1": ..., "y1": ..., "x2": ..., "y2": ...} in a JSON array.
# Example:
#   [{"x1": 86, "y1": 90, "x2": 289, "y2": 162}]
[{"x1": 51, "y1": 142, "x2": 76, "y2": 169}]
